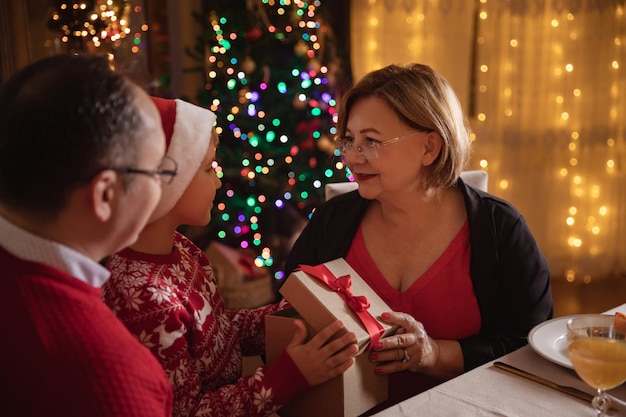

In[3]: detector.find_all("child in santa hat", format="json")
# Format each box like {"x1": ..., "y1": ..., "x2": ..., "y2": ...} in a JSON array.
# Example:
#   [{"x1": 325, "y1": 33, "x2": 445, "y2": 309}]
[{"x1": 103, "y1": 97, "x2": 357, "y2": 417}]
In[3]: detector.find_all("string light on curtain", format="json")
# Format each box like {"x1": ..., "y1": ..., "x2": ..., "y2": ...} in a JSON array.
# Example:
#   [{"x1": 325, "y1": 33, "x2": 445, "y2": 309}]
[
  {"x1": 350, "y1": 0, "x2": 475, "y2": 121},
  {"x1": 471, "y1": 0, "x2": 625, "y2": 283},
  {"x1": 350, "y1": 0, "x2": 626, "y2": 283}
]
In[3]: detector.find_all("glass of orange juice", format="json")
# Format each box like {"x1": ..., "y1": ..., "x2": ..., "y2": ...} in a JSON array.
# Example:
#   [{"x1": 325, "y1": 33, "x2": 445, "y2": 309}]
[{"x1": 567, "y1": 314, "x2": 626, "y2": 416}]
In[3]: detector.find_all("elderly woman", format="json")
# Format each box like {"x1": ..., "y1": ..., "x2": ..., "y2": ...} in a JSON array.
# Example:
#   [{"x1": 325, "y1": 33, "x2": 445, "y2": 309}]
[{"x1": 284, "y1": 63, "x2": 554, "y2": 412}]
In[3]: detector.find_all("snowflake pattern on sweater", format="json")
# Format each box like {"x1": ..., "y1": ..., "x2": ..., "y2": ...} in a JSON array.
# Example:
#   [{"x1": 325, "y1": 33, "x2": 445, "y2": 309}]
[{"x1": 103, "y1": 232, "x2": 306, "y2": 417}]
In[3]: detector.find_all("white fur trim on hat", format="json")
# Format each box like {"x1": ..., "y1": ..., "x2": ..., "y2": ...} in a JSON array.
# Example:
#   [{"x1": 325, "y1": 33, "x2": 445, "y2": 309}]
[{"x1": 149, "y1": 99, "x2": 217, "y2": 222}]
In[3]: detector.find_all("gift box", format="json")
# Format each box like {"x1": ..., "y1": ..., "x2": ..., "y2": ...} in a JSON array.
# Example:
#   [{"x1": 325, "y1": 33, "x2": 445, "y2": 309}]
[
  {"x1": 205, "y1": 241, "x2": 275, "y2": 310},
  {"x1": 265, "y1": 258, "x2": 397, "y2": 417}
]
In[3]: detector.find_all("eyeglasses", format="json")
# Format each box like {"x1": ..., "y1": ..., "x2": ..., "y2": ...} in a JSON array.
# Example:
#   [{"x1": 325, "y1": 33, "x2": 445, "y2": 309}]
[
  {"x1": 335, "y1": 129, "x2": 431, "y2": 160},
  {"x1": 110, "y1": 155, "x2": 178, "y2": 184}
]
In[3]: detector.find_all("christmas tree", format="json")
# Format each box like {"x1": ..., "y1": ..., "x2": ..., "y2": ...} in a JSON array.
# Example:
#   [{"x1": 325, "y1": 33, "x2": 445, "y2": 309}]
[
  {"x1": 189, "y1": 0, "x2": 350, "y2": 280},
  {"x1": 47, "y1": 0, "x2": 132, "y2": 53}
]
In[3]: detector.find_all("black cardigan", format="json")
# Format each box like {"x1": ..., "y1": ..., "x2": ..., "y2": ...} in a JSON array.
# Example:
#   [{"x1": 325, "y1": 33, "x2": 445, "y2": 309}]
[{"x1": 284, "y1": 179, "x2": 554, "y2": 371}]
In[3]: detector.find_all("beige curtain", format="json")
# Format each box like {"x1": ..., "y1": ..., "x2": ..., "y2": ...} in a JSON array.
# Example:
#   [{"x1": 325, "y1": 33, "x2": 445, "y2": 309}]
[
  {"x1": 350, "y1": 0, "x2": 475, "y2": 106},
  {"x1": 350, "y1": 0, "x2": 626, "y2": 282}
]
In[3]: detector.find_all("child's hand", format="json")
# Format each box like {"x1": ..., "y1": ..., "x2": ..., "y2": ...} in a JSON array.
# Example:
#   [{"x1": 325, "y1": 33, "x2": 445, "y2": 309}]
[{"x1": 285, "y1": 319, "x2": 358, "y2": 386}]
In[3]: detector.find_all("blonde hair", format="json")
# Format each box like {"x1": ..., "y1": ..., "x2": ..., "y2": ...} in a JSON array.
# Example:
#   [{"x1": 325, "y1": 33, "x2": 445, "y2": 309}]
[{"x1": 337, "y1": 63, "x2": 472, "y2": 190}]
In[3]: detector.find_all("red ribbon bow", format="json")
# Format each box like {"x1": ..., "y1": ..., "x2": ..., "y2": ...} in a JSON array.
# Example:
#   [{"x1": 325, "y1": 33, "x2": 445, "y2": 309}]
[
  {"x1": 297, "y1": 264, "x2": 384, "y2": 349},
  {"x1": 333, "y1": 274, "x2": 370, "y2": 312},
  {"x1": 237, "y1": 253, "x2": 266, "y2": 279}
]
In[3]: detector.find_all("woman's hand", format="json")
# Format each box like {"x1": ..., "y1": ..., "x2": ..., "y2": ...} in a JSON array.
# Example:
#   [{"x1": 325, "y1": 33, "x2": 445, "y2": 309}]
[
  {"x1": 369, "y1": 312, "x2": 464, "y2": 380},
  {"x1": 286, "y1": 319, "x2": 358, "y2": 386},
  {"x1": 368, "y1": 311, "x2": 438, "y2": 374}
]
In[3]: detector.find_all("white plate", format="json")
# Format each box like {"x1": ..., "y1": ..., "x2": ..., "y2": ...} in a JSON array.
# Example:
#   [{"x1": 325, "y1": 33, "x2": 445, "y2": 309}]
[{"x1": 528, "y1": 316, "x2": 575, "y2": 369}]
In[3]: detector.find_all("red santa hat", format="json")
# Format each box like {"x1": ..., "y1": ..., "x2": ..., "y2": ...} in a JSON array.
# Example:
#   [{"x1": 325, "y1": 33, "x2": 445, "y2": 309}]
[{"x1": 149, "y1": 97, "x2": 217, "y2": 222}]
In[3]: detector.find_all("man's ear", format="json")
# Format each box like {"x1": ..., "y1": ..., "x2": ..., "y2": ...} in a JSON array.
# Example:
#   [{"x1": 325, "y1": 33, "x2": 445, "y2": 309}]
[
  {"x1": 89, "y1": 170, "x2": 118, "y2": 222},
  {"x1": 422, "y1": 131, "x2": 443, "y2": 166}
]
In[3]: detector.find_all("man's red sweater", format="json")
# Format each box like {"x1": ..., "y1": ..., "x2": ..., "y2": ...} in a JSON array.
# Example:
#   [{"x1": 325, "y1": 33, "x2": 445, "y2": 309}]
[{"x1": 0, "y1": 246, "x2": 173, "y2": 416}]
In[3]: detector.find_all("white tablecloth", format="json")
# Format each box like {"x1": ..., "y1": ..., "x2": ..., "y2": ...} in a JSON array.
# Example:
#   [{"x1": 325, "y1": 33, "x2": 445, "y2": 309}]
[{"x1": 373, "y1": 304, "x2": 626, "y2": 416}]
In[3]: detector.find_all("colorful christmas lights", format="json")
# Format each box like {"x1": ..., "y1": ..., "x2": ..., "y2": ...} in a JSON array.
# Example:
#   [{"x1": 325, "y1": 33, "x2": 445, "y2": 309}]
[{"x1": 195, "y1": 0, "x2": 348, "y2": 278}]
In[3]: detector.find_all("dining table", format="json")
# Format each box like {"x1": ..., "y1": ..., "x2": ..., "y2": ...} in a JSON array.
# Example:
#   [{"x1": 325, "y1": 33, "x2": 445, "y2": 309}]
[{"x1": 372, "y1": 303, "x2": 626, "y2": 416}]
